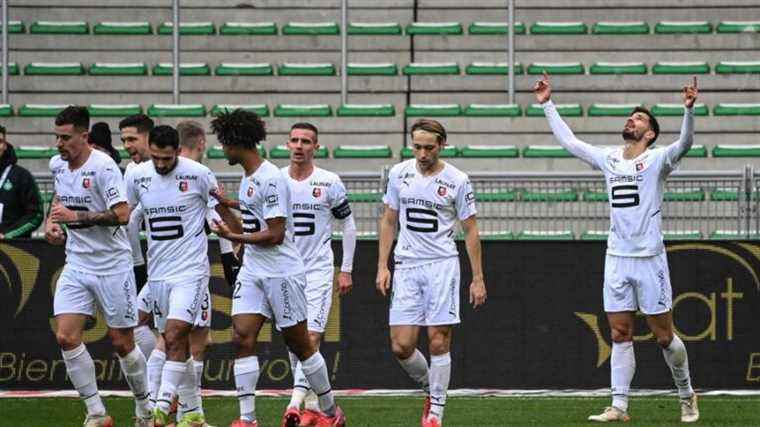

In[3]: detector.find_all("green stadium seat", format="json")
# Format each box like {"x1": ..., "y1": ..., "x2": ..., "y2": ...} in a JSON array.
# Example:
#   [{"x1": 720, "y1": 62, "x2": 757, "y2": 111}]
[
  {"x1": 709, "y1": 230, "x2": 760, "y2": 240},
  {"x1": 153, "y1": 63, "x2": 211, "y2": 76},
  {"x1": 405, "y1": 104, "x2": 462, "y2": 117},
  {"x1": 278, "y1": 63, "x2": 336, "y2": 76},
  {"x1": 522, "y1": 188, "x2": 578, "y2": 202},
  {"x1": 158, "y1": 22, "x2": 215, "y2": 35},
  {"x1": 710, "y1": 187, "x2": 740, "y2": 201},
  {"x1": 270, "y1": 145, "x2": 328, "y2": 159},
  {"x1": 463, "y1": 104, "x2": 521, "y2": 117},
  {"x1": 468, "y1": 22, "x2": 526, "y2": 35},
  {"x1": 655, "y1": 21, "x2": 712, "y2": 34},
  {"x1": 664, "y1": 188, "x2": 705, "y2": 202},
  {"x1": 401, "y1": 145, "x2": 458, "y2": 158},
  {"x1": 589, "y1": 62, "x2": 647, "y2": 75},
  {"x1": 88, "y1": 104, "x2": 142, "y2": 117},
  {"x1": 274, "y1": 104, "x2": 332, "y2": 117},
  {"x1": 89, "y1": 62, "x2": 148, "y2": 76},
  {"x1": 476, "y1": 189, "x2": 519, "y2": 202},
  {"x1": 15, "y1": 146, "x2": 58, "y2": 159},
  {"x1": 337, "y1": 104, "x2": 395, "y2": 117},
  {"x1": 652, "y1": 61, "x2": 710, "y2": 74},
  {"x1": 651, "y1": 103, "x2": 709, "y2": 116},
  {"x1": 282, "y1": 22, "x2": 339, "y2": 36},
  {"x1": 592, "y1": 21, "x2": 649, "y2": 35},
  {"x1": 713, "y1": 103, "x2": 760, "y2": 116},
  {"x1": 220, "y1": 22, "x2": 277, "y2": 36},
  {"x1": 527, "y1": 62, "x2": 584, "y2": 75},
  {"x1": 18, "y1": 104, "x2": 67, "y2": 117},
  {"x1": 581, "y1": 230, "x2": 609, "y2": 241},
  {"x1": 465, "y1": 62, "x2": 524, "y2": 75},
  {"x1": 93, "y1": 21, "x2": 152, "y2": 35},
  {"x1": 2, "y1": 21, "x2": 25, "y2": 34},
  {"x1": 210, "y1": 104, "x2": 270, "y2": 116},
  {"x1": 347, "y1": 191, "x2": 383, "y2": 202},
  {"x1": 530, "y1": 22, "x2": 588, "y2": 35},
  {"x1": 333, "y1": 145, "x2": 392, "y2": 158},
  {"x1": 712, "y1": 144, "x2": 760, "y2": 157},
  {"x1": 347, "y1": 22, "x2": 402, "y2": 35},
  {"x1": 0, "y1": 104, "x2": 12, "y2": 117},
  {"x1": 663, "y1": 230, "x2": 703, "y2": 240},
  {"x1": 526, "y1": 103, "x2": 583, "y2": 117},
  {"x1": 403, "y1": 62, "x2": 460, "y2": 75},
  {"x1": 406, "y1": 22, "x2": 463, "y2": 36},
  {"x1": 715, "y1": 61, "x2": 760, "y2": 74},
  {"x1": 5, "y1": 63, "x2": 19, "y2": 75},
  {"x1": 30, "y1": 21, "x2": 88, "y2": 34},
  {"x1": 207, "y1": 146, "x2": 266, "y2": 159},
  {"x1": 716, "y1": 21, "x2": 760, "y2": 33},
  {"x1": 25, "y1": 62, "x2": 84, "y2": 75},
  {"x1": 522, "y1": 145, "x2": 572, "y2": 158},
  {"x1": 215, "y1": 63, "x2": 273, "y2": 76},
  {"x1": 147, "y1": 104, "x2": 206, "y2": 117},
  {"x1": 478, "y1": 231, "x2": 515, "y2": 240},
  {"x1": 583, "y1": 190, "x2": 608, "y2": 202},
  {"x1": 588, "y1": 103, "x2": 642, "y2": 117},
  {"x1": 347, "y1": 63, "x2": 398, "y2": 76},
  {"x1": 517, "y1": 230, "x2": 575, "y2": 240},
  {"x1": 684, "y1": 144, "x2": 708, "y2": 158}
]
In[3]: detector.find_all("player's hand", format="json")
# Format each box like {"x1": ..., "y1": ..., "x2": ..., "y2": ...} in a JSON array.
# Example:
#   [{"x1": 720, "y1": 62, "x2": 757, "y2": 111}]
[
  {"x1": 337, "y1": 271, "x2": 353, "y2": 296},
  {"x1": 45, "y1": 222, "x2": 66, "y2": 245},
  {"x1": 533, "y1": 71, "x2": 552, "y2": 104},
  {"x1": 376, "y1": 266, "x2": 391, "y2": 297},
  {"x1": 49, "y1": 202, "x2": 78, "y2": 224},
  {"x1": 683, "y1": 76, "x2": 698, "y2": 108},
  {"x1": 0, "y1": 233, "x2": 4, "y2": 240},
  {"x1": 469, "y1": 276, "x2": 486, "y2": 309},
  {"x1": 210, "y1": 186, "x2": 235, "y2": 209},
  {"x1": 210, "y1": 219, "x2": 231, "y2": 238}
]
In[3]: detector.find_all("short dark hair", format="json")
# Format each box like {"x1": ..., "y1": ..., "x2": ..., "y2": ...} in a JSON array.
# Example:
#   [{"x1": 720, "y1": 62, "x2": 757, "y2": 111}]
[
  {"x1": 148, "y1": 125, "x2": 179, "y2": 150},
  {"x1": 410, "y1": 118, "x2": 447, "y2": 143},
  {"x1": 177, "y1": 120, "x2": 206, "y2": 150},
  {"x1": 631, "y1": 106, "x2": 660, "y2": 146},
  {"x1": 55, "y1": 106, "x2": 90, "y2": 131},
  {"x1": 0, "y1": 125, "x2": 5, "y2": 136},
  {"x1": 119, "y1": 114, "x2": 154, "y2": 134},
  {"x1": 210, "y1": 109, "x2": 266, "y2": 149},
  {"x1": 290, "y1": 122, "x2": 319, "y2": 142}
]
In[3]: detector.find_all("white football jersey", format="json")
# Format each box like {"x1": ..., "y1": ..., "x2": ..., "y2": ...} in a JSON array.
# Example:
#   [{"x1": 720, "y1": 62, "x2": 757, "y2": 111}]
[
  {"x1": 383, "y1": 159, "x2": 477, "y2": 267},
  {"x1": 125, "y1": 157, "x2": 218, "y2": 280},
  {"x1": 238, "y1": 160, "x2": 305, "y2": 277},
  {"x1": 50, "y1": 149, "x2": 132, "y2": 274},
  {"x1": 282, "y1": 166, "x2": 352, "y2": 272}
]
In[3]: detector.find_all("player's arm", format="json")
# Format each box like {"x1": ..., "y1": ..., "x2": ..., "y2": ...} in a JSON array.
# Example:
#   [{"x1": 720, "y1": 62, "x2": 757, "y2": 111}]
[
  {"x1": 665, "y1": 76, "x2": 697, "y2": 166},
  {"x1": 212, "y1": 216, "x2": 286, "y2": 246},
  {"x1": 376, "y1": 205, "x2": 397, "y2": 297},
  {"x1": 44, "y1": 191, "x2": 66, "y2": 245},
  {"x1": 210, "y1": 185, "x2": 241, "y2": 210},
  {"x1": 461, "y1": 215, "x2": 486, "y2": 309},
  {"x1": 50, "y1": 165, "x2": 130, "y2": 226},
  {"x1": 331, "y1": 181, "x2": 356, "y2": 295},
  {"x1": 214, "y1": 203, "x2": 243, "y2": 235}
]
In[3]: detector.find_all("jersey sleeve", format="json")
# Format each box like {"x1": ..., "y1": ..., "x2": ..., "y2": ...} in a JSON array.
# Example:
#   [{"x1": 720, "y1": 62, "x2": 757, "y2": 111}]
[
  {"x1": 382, "y1": 166, "x2": 401, "y2": 210},
  {"x1": 204, "y1": 169, "x2": 220, "y2": 209},
  {"x1": 455, "y1": 178, "x2": 477, "y2": 221},
  {"x1": 329, "y1": 177, "x2": 352, "y2": 220},
  {"x1": 542, "y1": 101, "x2": 607, "y2": 169},
  {"x1": 124, "y1": 167, "x2": 139, "y2": 206},
  {"x1": 262, "y1": 175, "x2": 289, "y2": 220},
  {"x1": 100, "y1": 163, "x2": 128, "y2": 209},
  {"x1": 662, "y1": 107, "x2": 695, "y2": 174}
]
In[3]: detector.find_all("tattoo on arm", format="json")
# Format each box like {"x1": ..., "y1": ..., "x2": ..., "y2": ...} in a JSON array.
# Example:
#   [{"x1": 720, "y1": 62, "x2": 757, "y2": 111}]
[{"x1": 75, "y1": 209, "x2": 121, "y2": 226}]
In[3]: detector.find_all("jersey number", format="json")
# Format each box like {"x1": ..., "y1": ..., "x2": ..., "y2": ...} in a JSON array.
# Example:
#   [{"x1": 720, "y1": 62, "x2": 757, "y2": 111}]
[
  {"x1": 293, "y1": 212, "x2": 316, "y2": 236},
  {"x1": 406, "y1": 208, "x2": 439, "y2": 233},
  {"x1": 611, "y1": 185, "x2": 640, "y2": 208},
  {"x1": 148, "y1": 216, "x2": 184, "y2": 241}
]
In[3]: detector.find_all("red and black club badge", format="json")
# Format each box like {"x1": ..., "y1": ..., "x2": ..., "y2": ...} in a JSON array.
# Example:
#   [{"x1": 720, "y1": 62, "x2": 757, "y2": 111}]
[
  {"x1": 312, "y1": 187, "x2": 322, "y2": 198},
  {"x1": 82, "y1": 178, "x2": 91, "y2": 189},
  {"x1": 179, "y1": 181, "x2": 188, "y2": 192},
  {"x1": 437, "y1": 186, "x2": 447, "y2": 196}
]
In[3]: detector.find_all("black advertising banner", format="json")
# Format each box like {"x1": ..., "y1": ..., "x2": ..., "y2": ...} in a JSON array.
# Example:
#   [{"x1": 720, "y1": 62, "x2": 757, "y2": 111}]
[{"x1": 1, "y1": 240, "x2": 759, "y2": 390}]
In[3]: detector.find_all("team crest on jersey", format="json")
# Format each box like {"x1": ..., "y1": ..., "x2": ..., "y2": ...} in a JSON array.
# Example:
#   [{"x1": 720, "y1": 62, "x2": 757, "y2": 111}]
[
  {"x1": 635, "y1": 162, "x2": 645, "y2": 172},
  {"x1": 437, "y1": 186, "x2": 447, "y2": 196},
  {"x1": 312, "y1": 187, "x2": 322, "y2": 198},
  {"x1": 179, "y1": 181, "x2": 188, "y2": 192},
  {"x1": 247, "y1": 186, "x2": 254, "y2": 197},
  {"x1": 82, "y1": 178, "x2": 91, "y2": 189}
]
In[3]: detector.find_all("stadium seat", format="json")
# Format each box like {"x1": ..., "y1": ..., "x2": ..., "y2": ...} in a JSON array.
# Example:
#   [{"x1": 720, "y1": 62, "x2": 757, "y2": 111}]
[
  {"x1": 405, "y1": 104, "x2": 462, "y2": 117},
  {"x1": 93, "y1": 21, "x2": 152, "y2": 35},
  {"x1": 282, "y1": 22, "x2": 340, "y2": 36},
  {"x1": 712, "y1": 144, "x2": 760, "y2": 157},
  {"x1": 0, "y1": 104, "x2": 12, "y2": 117},
  {"x1": 527, "y1": 62, "x2": 584, "y2": 75},
  {"x1": 713, "y1": 103, "x2": 760, "y2": 116},
  {"x1": 526, "y1": 103, "x2": 583, "y2": 117},
  {"x1": 465, "y1": 62, "x2": 524, "y2": 75},
  {"x1": 475, "y1": 189, "x2": 519, "y2": 202},
  {"x1": 709, "y1": 230, "x2": 760, "y2": 240},
  {"x1": 158, "y1": 22, "x2": 216, "y2": 35},
  {"x1": 582, "y1": 190, "x2": 608, "y2": 202},
  {"x1": 346, "y1": 63, "x2": 398, "y2": 76},
  {"x1": 25, "y1": 62, "x2": 85, "y2": 75},
  {"x1": 89, "y1": 62, "x2": 148, "y2": 76},
  {"x1": 664, "y1": 188, "x2": 705, "y2": 201},
  {"x1": 401, "y1": 145, "x2": 458, "y2": 158},
  {"x1": 684, "y1": 144, "x2": 708, "y2": 157},
  {"x1": 278, "y1": 63, "x2": 336, "y2": 76},
  {"x1": 592, "y1": 21, "x2": 650, "y2": 35},
  {"x1": 522, "y1": 145, "x2": 572, "y2": 158},
  {"x1": 652, "y1": 61, "x2": 710, "y2": 74},
  {"x1": 220, "y1": 22, "x2": 277, "y2": 36},
  {"x1": 215, "y1": 63, "x2": 274, "y2": 76},
  {"x1": 663, "y1": 230, "x2": 703, "y2": 240},
  {"x1": 18, "y1": 104, "x2": 67, "y2": 117},
  {"x1": 651, "y1": 103, "x2": 709, "y2": 116},
  {"x1": 463, "y1": 104, "x2": 522, "y2": 117},
  {"x1": 333, "y1": 145, "x2": 393, "y2": 158},
  {"x1": 30, "y1": 21, "x2": 88, "y2": 34},
  {"x1": 655, "y1": 21, "x2": 713, "y2": 34},
  {"x1": 274, "y1": 104, "x2": 332, "y2": 117},
  {"x1": 589, "y1": 62, "x2": 647, "y2": 75},
  {"x1": 88, "y1": 104, "x2": 142, "y2": 117},
  {"x1": 2, "y1": 21, "x2": 25, "y2": 34},
  {"x1": 5, "y1": 63, "x2": 19, "y2": 75},
  {"x1": 460, "y1": 145, "x2": 518, "y2": 158},
  {"x1": 210, "y1": 104, "x2": 270, "y2": 117},
  {"x1": 15, "y1": 146, "x2": 58, "y2": 159},
  {"x1": 716, "y1": 21, "x2": 760, "y2": 33},
  {"x1": 467, "y1": 22, "x2": 526, "y2": 35},
  {"x1": 336, "y1": 104, "x2": 396, "y2": 117},
  {"x1": 522, "y1": 188, "x2": 578, "y2": 202},
  {"x1": 581, "y1": 230, "x2": 609, "y2": 240},
  {"x1": 710, "y1": 187, "x2": 740, "y2": 201},
  {"x1": 406, "y1": 22, "x2": 463, "y2": 36},
  {"x1": 530, "y1": 22, "x2": 588, "y2": 35},
  {"x1": 153, "y1": 63, "x2": 211, "y2": 76},
  {"x1": 207, "y1": 146, "x2": 266, "y2": 159},
  {"x1": 347, "y1": 22, "x2": 402, "y2": 35},
  {"x1": 478, "y1": 231, "x2": 515, "y2": 240},
  {"x1": 147, "y1": 104, "x2": 207, "y2": 117},
  {"x1": 517, "y1": 230, "x2": 575, "y2": 240},
  {"x1": 347, "y1": 191, "x2": 383, "y2": 202},
  {"x1": 588, "y1": 103, "x2": 643, "y2": 117},
  {"x1": 715, "y1": 61, "x2": 760, "y2": 74},
  {"x1": 270, "y1": 145, "x2": 328, "y2": 159},
  {"x1": 403, "y1": 62, "x2": 460, "y2": 75}
]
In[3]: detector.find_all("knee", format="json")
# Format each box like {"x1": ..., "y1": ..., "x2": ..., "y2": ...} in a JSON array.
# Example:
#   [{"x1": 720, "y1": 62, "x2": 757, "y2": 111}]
[
  {"x1": 56, "y1": 330, "x2": 81, "y2": 351},
  {"x1": 163, "y1": 328, "x2": 188, "y2": 353},
  {"x1": 391, "y1": 339, "x2": 415, "y2": 360},
  {"x1": 308, "y1": 333, "x2": 322, "y2": 350},
  {"x1": 108, "y1": 329, "x2": 134, "y2": 355},
  {"x1": 655, "y1": 332, "x2": 674, "y2": 348},
  {"x1": 232, "y1": 328, "x2": 255, "y2": 353},
  {"x1": 190, "y1": 340, "x2": 207, "y2": 360},
  {"x1": 610, "y1": 325, "x2": 633, "y2": 343},
  {"x1": 428, "y1": 333, "x2": 451, "y2": 355}
]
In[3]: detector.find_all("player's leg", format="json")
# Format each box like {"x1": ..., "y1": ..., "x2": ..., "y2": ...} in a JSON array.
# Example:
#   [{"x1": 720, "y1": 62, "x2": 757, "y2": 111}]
[
  {"x1": 177, "y1": 283, "x2": 212, "y2": 422},
  {"x1": 134, "y1": 284, "x2": 157, "y2": 359},
  {"x1": 147, "y1": 334, "x2": 167, "y2": 408}
]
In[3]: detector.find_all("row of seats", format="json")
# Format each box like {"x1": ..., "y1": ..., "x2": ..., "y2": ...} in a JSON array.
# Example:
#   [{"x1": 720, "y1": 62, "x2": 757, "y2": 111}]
[
  {"x1": 9, "y1": 61, "x2": 760, "y2": 76},
  {"x1": 5, "y1": 20, "x2": 760, "y2": 36}
]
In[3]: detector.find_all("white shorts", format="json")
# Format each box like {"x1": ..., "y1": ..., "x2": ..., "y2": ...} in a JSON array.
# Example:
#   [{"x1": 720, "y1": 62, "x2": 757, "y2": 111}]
[
  {"x1": 231, "y1": 268, "x2": 308, "y2": 330},
  {"x1": 389, "y1": 257, "x2": 461, "y2": 326},
  {"x1": 137, "y1": 278, "x2": 212, "y2": 329},
  {"x1": 604, "y1": 252, "x2": 673, "y2": 315},
  {"x1": 149, "y1": 276, "x2": 207, "y2": 333},
  {"x1": 305, "y1": 267, "x2": 335, "y2": 333},
  {"x1": 53, "y1": 266, "x2": 138, "y2": 329}
]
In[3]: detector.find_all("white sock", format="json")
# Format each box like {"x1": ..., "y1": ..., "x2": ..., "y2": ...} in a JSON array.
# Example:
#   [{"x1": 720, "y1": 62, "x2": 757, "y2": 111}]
[
  {"x1": 300, "y1": 352, "x2": 336, "y2": 417},
  {"x1": 288, "y1": 351, "x2": 310, "y2": 409},
  {"x1": 304, "y1": 390, "x2": 320, "y2": 412},
  {"x1": 62, "y1": 344, "x2": 106, "y2": 417},
  {"x1": 146, "y1": 349, "x2": 166, "y2": 405},
  {"x1": 611, "y1": 341, "x2": 635, "y2": 412},
  {"x1": 662, "y1": 334, "x2": 694, "y2": 400},
  {"x1": 428, "y1": 353, "x2": 451, "y2": 421},
  {"x1": 117, "y1": 346, "x2": 152, "y2": 418},
  {"x1": 234, "y1": 356, "x2": 259, "y2": 422},
  {"x1": 397, "y1": 349, "x2": 430, "y2": 394},
  {"x1": 156, "y1": 360, "x2": 186, "y2": 414},
  {"x1": 194, "y1": 359, "x2": 205, "y2": 413},
  {"x1": 177, "y1": 358, "x2": 203, "y2": 418},
  {"x1": 133, "y1": 325, "x2": 157, "y2": 359}
]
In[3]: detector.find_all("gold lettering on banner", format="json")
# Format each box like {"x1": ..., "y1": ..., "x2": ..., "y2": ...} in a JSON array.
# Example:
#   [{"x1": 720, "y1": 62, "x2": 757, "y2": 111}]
[
  {"x1": 672, "y1": 292, "x2": 716, "y2": 341},
  {"x1": 0, "y1": 244, "x2": 40, "y2": 316},
  {"x1": 747, "y1": 353, "x2": 760, "y2": 382},
  {"x1": 574, "y1": 312, "x2": 611, "y2": 368},
  {"x1": 720, "y1": 278, "x2": 743, "y2": 341}
]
